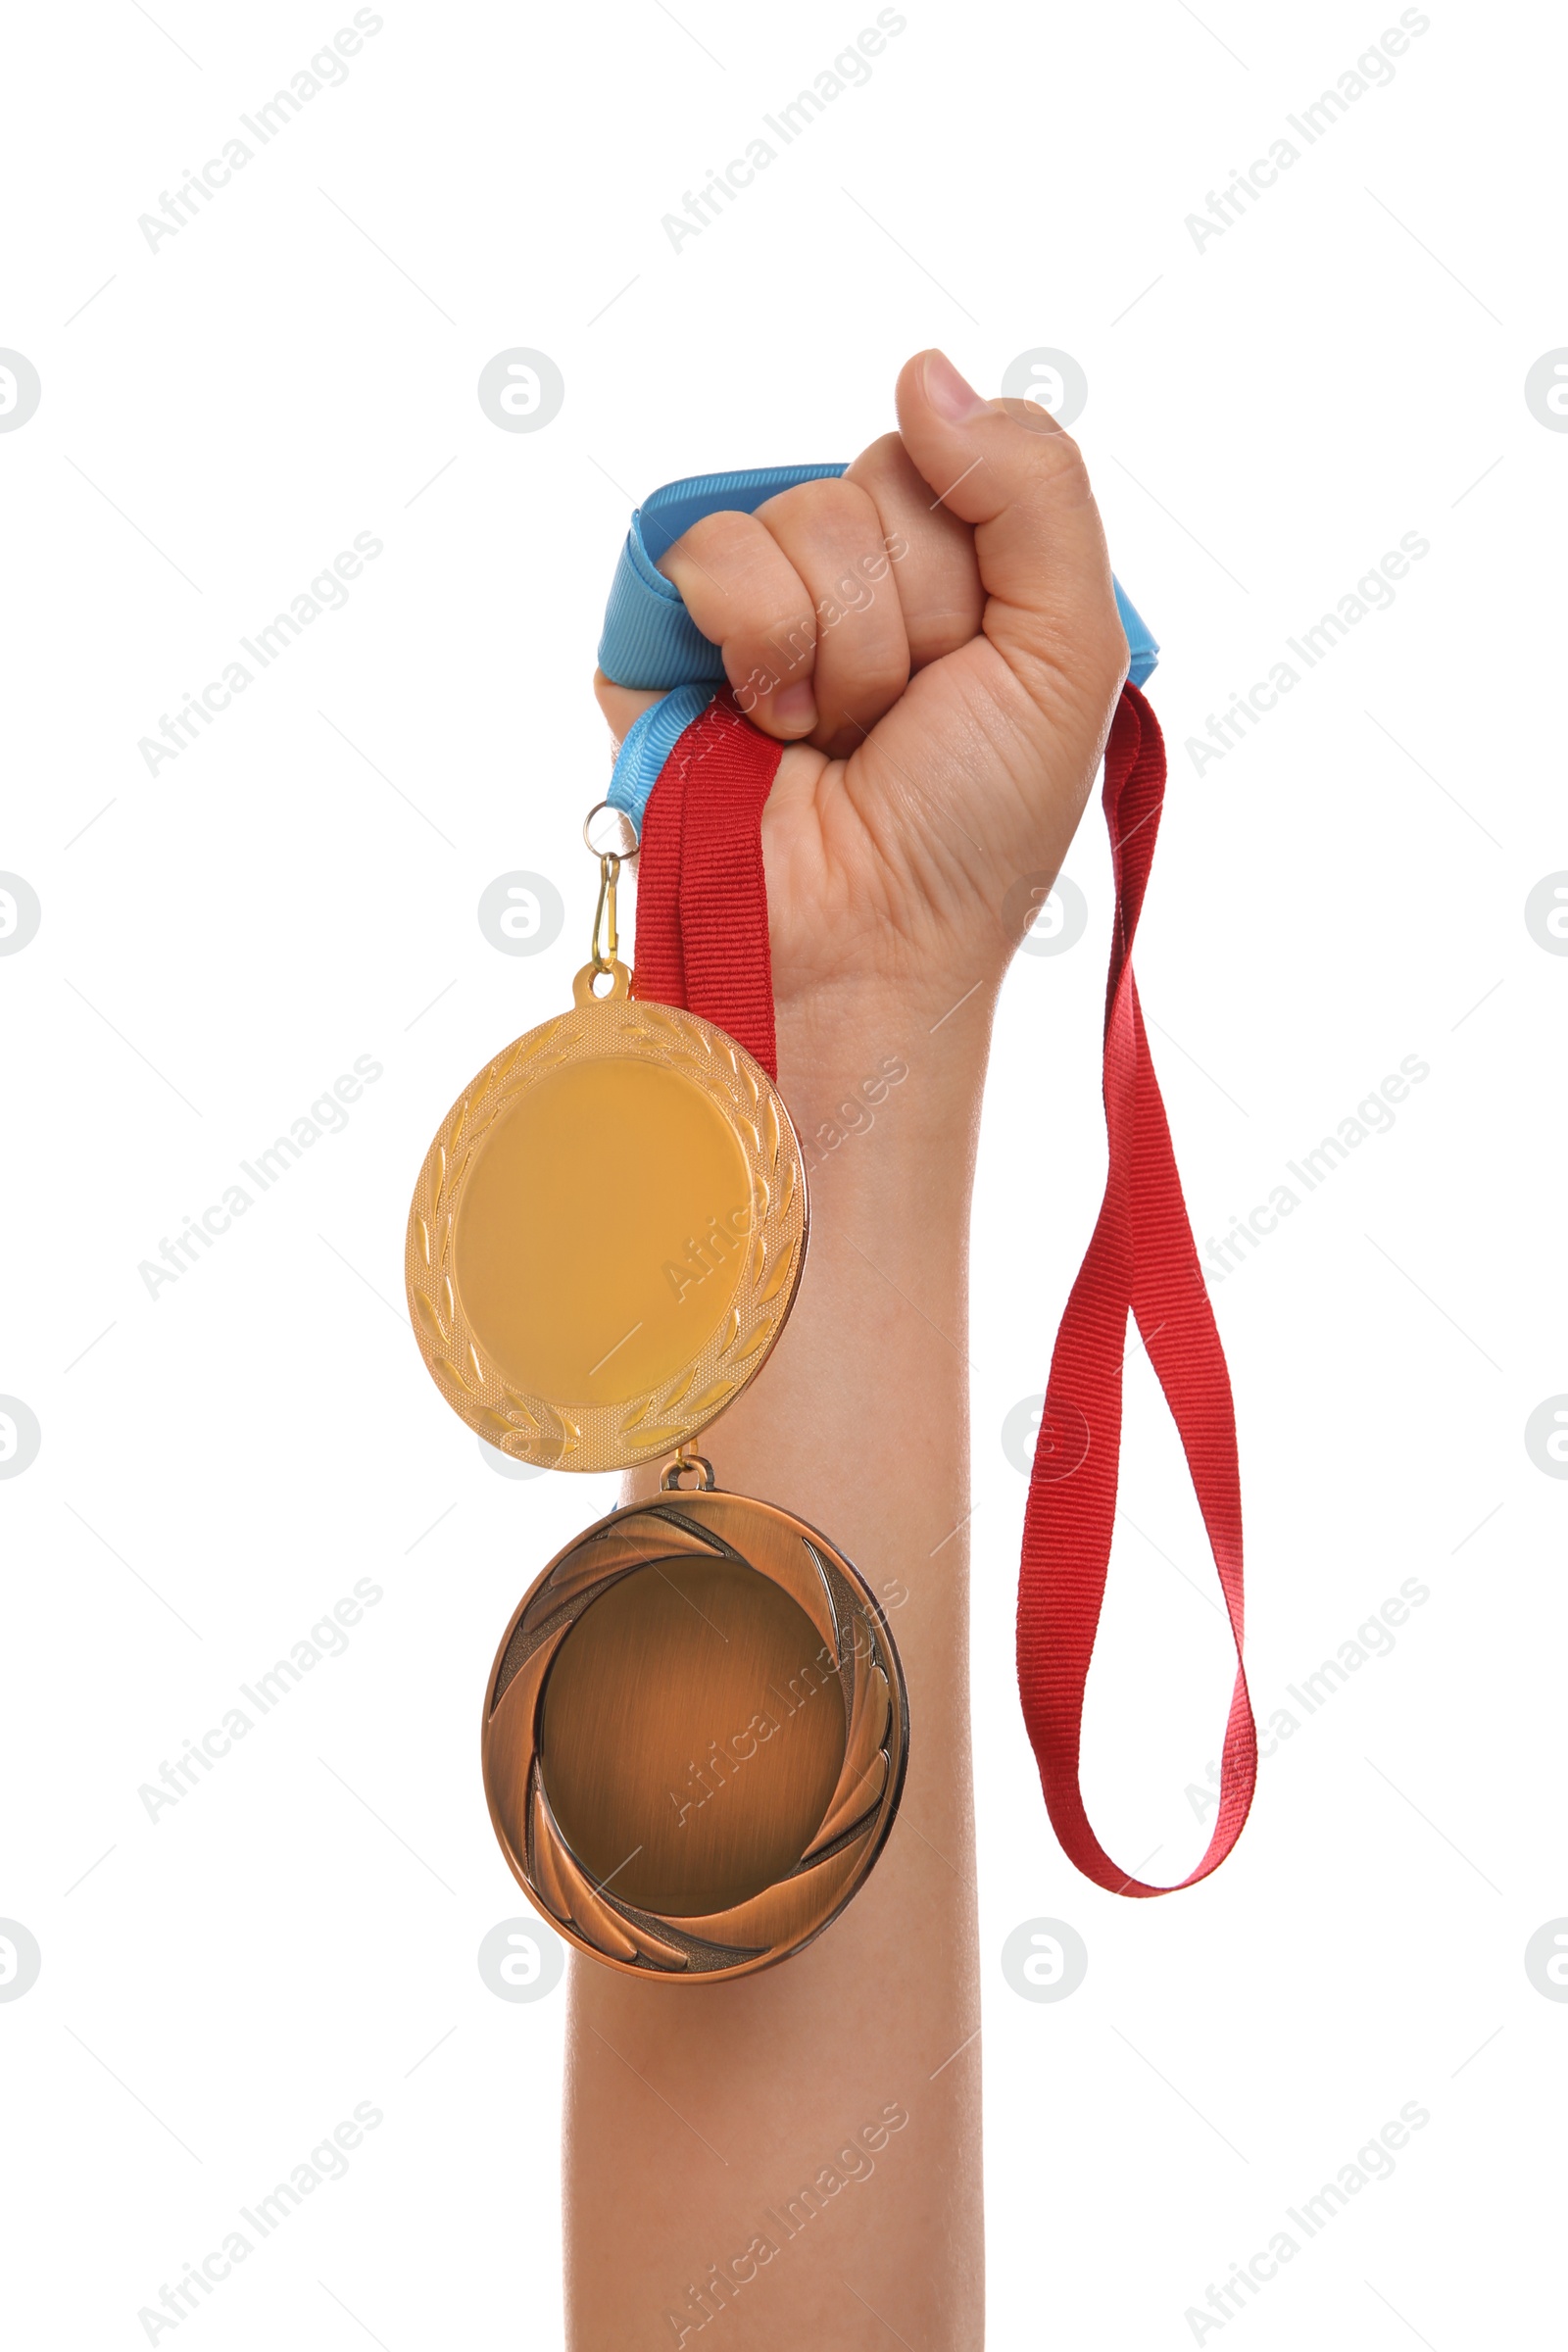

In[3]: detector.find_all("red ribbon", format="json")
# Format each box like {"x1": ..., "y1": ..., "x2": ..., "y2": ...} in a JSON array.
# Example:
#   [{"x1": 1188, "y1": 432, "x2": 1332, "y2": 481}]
[
  {"x1": 1017, "y1": 685, "x2": 1254, "y2": 1893},
  {"x1": 634, "y1": 681, "x2": 1254, "y2": 1896},
  {"x1": 631, "y1": 688, "x2": 783, "y2": 1078}
]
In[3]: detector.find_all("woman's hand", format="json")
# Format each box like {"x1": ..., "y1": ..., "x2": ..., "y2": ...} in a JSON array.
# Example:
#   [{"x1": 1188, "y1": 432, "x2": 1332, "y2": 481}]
[{"x1": 593, "y1": 348, "x2": 1129, "y2": 1023}]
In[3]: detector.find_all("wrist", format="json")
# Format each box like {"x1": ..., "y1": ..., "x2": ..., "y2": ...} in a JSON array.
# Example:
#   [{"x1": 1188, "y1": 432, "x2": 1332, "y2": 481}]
[{"x1": 772, "y1": 971, "x2": 997, "y2": 1192}]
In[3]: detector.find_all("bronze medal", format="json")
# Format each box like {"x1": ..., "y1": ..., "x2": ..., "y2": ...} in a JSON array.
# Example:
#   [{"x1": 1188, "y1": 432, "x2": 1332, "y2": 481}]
[
  {"x1": 480, "y1": 1466, "x2": 908, "y2": 1980},
  {"x1": 405, "y1": 836, "x2": 907, "y2": 1977}
]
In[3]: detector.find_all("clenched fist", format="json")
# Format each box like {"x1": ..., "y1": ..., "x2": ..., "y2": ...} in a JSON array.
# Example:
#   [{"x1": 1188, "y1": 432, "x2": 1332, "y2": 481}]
[{"x1": 594, "y1": 349, "x2": 1130, "y2": 1023}]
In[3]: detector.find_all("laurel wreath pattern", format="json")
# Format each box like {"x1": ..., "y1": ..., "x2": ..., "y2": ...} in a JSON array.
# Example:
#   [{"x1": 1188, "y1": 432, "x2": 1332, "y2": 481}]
[{"x1": 405, "y1": 997, "x2": 807, "y2": 1472}]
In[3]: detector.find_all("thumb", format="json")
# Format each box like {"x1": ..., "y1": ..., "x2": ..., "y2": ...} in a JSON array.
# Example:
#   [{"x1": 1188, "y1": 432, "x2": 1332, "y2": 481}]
[{"x1": 893, "y1": 349, "x2": 1127, "y2": 708}]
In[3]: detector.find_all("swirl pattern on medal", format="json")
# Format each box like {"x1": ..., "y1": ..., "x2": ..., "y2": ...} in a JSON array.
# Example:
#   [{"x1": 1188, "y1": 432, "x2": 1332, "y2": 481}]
[
  {"x1": 405, "y1": 997, "x2": 807, "y2": 1473},
  {"x1": 480, "y1": 1494, "x2": 910, "y2": 1983}
]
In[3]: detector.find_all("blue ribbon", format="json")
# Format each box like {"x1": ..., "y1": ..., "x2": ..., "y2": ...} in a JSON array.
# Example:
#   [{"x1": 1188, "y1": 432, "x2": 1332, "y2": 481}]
[{"x1": 598, "y1": 465, "x2": 1158, "y2": 829}]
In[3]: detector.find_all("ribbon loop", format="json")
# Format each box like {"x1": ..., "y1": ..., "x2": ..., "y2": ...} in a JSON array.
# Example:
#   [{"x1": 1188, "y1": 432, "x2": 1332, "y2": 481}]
[
  {"x1": 1016, "y1": 685, "x2": 1255, "y2": 1895},
  {"x1": 632, "y1": 681, "x2": 1255, "y2": 1896}
]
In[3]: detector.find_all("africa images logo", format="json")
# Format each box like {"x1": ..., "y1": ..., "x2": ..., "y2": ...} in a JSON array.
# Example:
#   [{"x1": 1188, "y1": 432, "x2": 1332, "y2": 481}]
[
  {"x1": 135, "y1": 13, "x2": 386, "y2": 255},
  {"x1": 136, "y1": 1056, "x2": 383, "y2": 1299},
  {"x1": 660, "y1": 11, "x2": 907, "y2": 251},
  {"x1": 1183, "y1": 13, "x2": 1432, "y2": 255}
]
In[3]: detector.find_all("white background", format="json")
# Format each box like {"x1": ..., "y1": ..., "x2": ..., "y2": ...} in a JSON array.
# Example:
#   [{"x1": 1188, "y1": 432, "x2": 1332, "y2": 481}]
[{"x1": 2, "y1": 0, "x2": 1564, "y2": 2344}]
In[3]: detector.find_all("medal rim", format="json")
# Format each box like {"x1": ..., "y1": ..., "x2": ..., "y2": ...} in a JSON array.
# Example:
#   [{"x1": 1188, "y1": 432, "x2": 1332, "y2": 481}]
[
  {"x1": 406, "y1": 992, "x2": 808, "y2": 1473},
  {"x1": 479, "y1": 1488, "x2": 910, "y2": 1984}
]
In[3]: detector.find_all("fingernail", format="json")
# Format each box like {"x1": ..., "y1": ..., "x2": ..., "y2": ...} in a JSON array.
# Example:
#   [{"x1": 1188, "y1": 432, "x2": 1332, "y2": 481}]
[
  {"x1": 923, "y1": 349, "x2": 988, "y2": 422},
  {"x1": 772, "y1": 679, "x2": 816, "y2": 733}
]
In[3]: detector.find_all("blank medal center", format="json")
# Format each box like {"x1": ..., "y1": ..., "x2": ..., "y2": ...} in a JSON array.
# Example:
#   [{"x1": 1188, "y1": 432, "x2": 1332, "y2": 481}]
[
  {"x1": 454, "y1": 1055, "x2": 752, "y2": 1404},
  {"x1": 538, "y1": 1558, "x2": 847, "y2": 1918}
]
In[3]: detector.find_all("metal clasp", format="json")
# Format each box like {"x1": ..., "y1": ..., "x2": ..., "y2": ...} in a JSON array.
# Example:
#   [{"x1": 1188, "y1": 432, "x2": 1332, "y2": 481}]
[
  {"x1": 661, "y1": 1445, "x2": 716, "y2": 1493},
  {"x1": 590, "y1": 851, "x2": 620, "y2": 974},
  {"x1": 579, "y1": 801, "x2": 639, "y2": 1002}
]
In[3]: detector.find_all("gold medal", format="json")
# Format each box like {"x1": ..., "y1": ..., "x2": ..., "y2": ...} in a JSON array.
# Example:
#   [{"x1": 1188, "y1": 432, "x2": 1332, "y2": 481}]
[
  {"x1": 405, "y1": 823, "x2": 906, "y2": 1976},
  {"x1": 405, "y1": 848, "x2": 807, "y2": 1472},
  {"x1": 480, "y1": 1462, "x2": 908, "y2": 1980}
]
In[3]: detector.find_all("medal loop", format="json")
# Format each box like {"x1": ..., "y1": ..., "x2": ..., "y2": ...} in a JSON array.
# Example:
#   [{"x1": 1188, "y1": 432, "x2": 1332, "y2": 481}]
[
  {"x1": 661, "y1": 1446, "x2": 716, "y2": 1493},
  {"x1": 569, "y1": 956, "x2": 631, "y2": 1005}
]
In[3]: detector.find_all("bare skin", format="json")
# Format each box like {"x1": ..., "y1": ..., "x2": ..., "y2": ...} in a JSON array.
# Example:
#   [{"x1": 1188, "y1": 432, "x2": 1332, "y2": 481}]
[{"x1": 564, "y1": 351, "x2": 1129, "y2": 2348}]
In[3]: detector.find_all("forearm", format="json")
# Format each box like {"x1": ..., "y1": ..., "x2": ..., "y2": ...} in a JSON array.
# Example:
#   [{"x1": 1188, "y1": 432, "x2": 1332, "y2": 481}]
[{"x1": 563, "y1": 974, "x2": 995, "y2": 2349}]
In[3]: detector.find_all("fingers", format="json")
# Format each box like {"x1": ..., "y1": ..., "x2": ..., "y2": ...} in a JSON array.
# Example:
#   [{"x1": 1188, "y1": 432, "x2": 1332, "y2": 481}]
[
  {"x1": 627, "y1": 349, "x2": 1123, "y2": 794},
  {"x1": 655, "y1": 478, "x2": 913, "y2": 752},
  {"x1": 754, "y1": 476, "x2": 909, "y2": 757},
  {"x1": 843, "y1": 433, "x2": 983, "y2": 672},
  {"x1": 892, "y1": 349, "x2": 1126, "y2": 710},
  {"x1": 657, "y1": 513, "x2": 820, "y2": 741}
]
